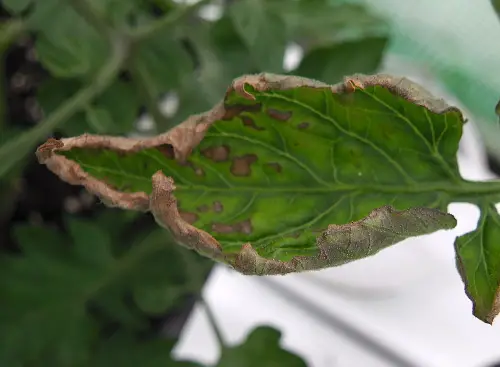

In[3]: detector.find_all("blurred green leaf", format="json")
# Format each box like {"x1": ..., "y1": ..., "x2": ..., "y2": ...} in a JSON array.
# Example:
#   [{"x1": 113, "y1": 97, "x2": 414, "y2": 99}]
[
  {"x1": 229, "y1": 0, "x2": 286, "y2": 73},
  {"x1": 133, "y1": 284, "x2": 185, "y2": 315},
  {"x1": 216, "y1": 326, "x2": 307, "y2": 367},
  {"x1": 92, "y1": 0, "x2": 141, "y2": 27},
  {"x1": 37, "y1": 78, "x2": 140, "y2": 135},
  {"x1": 173, "y1": 17, "x2": 256, "y2": 125},
  {"x1": 0, "y1": 218, "x2": 207, "y2": 364},
  {"x1": 132, "y1": 29, "x2": 195, "y2": 98},
  {"x1": 210, "y1": 16, "x2": 256, "y2": 79},
  {"x1": 276, "y1": 2, "x2": 388, "y2": 49},
  {"x1": 2, "y1": 0, "x2": 32, "y2": 14},
  {"x1": 34, "y1": 2, "x2": 109, "y2": 79},
  {"x1": 90, "y1": 332, "x2": 204, "y2": 367},
  {"x1": 0, "y1": 224, "x2": 98, "y2": 365},
  {"x1": 295, "y1": 37, "x2": 388, "y2": 83},
  {"x1": 173, "y1": 21, "x2": 231, "y2": 124}
]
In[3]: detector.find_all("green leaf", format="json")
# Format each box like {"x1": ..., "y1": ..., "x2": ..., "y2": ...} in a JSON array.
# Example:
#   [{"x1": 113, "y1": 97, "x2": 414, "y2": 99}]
[
  {"x1": 91, "y1": 0, "x2": 140, "y2": 27},
  {"x1": 216, "y1": 326, "x2": 306, "y2": 367},
  {"x1": 40, "y1": 73, "x2": 464, "y2": 275},
  {"x1": 89, "y1": 80, "x2": 140, "y2": 134},
  {"x1": 455, "y1": 205, "x2": 500, "y2": 324},
  {"x1": 229, "y1": 0, "x2": 287, "y2": 73},
  {"x1": 0, "y1": 219, "x2": 206, "y2": 364},
  {"x1": 275, "y1": 2, "x2": 388, "y2": 49},
  {"x1": 174, "y1": 20, "x2": 245, "y2": 124},
  {"x1": 34, "y1": 2, "x2": 108, "y2": 79},
  {"x1": 2, "y1": 0, "x2": 32, "y2": 14},
  {"x1": 295, "y1": 37, "x2": 388, "y2": 84},
  {"x1": 210, "y1": 16, "x2": 257, "y2": 80},
  {"x1": 1, "y1": 225, "x2": 98, "y2": 365},
  {"x1": 37, "y1": 79, "x2": 140, "y2": 135},
  {"x1": 132, "y1": 28, "x2": 195, "y2": 98},
  {"x1": 133, "y1": 284, "x2": 185, "y2": 315},
  {"x1": 90, "y1": 332, "x2": 204, "y2": 367}
]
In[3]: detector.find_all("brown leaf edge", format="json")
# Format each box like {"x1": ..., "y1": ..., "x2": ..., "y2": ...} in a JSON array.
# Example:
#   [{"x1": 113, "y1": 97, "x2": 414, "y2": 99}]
[{"x1": 36, "y1": 73, "x2": 462, "y2": 275}]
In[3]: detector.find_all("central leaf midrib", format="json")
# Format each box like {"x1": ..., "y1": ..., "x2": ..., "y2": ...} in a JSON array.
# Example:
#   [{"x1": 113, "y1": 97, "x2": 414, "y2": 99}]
[{"x1": 76, "y1": 160, "x2": 470, "y2": 195}]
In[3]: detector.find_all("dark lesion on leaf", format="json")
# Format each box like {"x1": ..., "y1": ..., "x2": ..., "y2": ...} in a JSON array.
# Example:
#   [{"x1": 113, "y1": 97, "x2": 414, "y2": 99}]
[
  {"x1": 297, "y1": 122, "x2": 310, "y2": 130},
  {"x1": 202, "y1": 145, "x2": 230, "y2": 162},
  {"x1": 266, "y1": 108, "x2": 292, "y2": 121},
  {"x1": 179, "y1": 160, "x2": 205, "y2": 176},
  {"x1": 266, "y1": 162, "x2": 282, "y2": 173},
  {"x1": 156, "y1": 144, "x2": 175, "y2": 159},
  {"x1": 241, "y1": 116, "x2": 265, "y2": 130},
  {"x1": 212, "y1": 219, "x2": 253, "y2": 235},
  {"x1": 230, "y1": 154, "x2": 258, "y2": 176},
  {"x1": 180, "y1": 211, "x2": 199, "y2": 224},
  {"x1": 213, "y1": 201, "x2": 224, "y2": 213},
  {"x1": 222, "y1": 103, "x2": 262, "y2": 120},
  {"x1": 196, "y1": 204, "x2": 210, "y2": 213}
]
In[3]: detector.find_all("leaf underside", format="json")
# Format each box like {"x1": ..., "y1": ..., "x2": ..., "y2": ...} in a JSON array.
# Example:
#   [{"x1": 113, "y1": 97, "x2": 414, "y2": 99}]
[{"x1": 37, "y1": 73, "x2": 461, "y2": 277}]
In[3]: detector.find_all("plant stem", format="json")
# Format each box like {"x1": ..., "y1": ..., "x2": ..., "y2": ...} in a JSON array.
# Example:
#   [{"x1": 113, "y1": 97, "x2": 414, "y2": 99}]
[
  {"x1": 0, "y1": 0, "x2": 130, "y2": 178},
  {"x1": 69, "y1": 0, "x2": 114, "y2": 40},
  {"x1": 200, "y1": 296, "x2": 227, "y2": 350},
  {"x1": 0, "y1": 38, "x2": 128, "y2": 177},
  {"x1": 173, "y1": 240, "x2": 226, "y2": 349},
  {"x1": 130, "y1": 0, "x2": 212, "y2": 42}
]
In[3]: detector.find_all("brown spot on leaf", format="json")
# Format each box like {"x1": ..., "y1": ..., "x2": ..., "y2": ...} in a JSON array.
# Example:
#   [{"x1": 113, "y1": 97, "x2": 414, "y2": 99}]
[
  {"x1": 230, "y1": 154, "x2": 257, "y2": 176},
  {"x1": 178, "y1": 160, "x2": 205, "y2": 176},
  {"x1": 267, "y1": 162, "x2": 282, "y2": 173},
  {"x1": 213, "y1": 201, "x2": 223, "y2": 213},
  {"x1": 223, "y1": 103, "x2": 261, "y2": 120},
  {"x1": 242, "y1": 116, "x2": 265, "y2": 131},
  {"x1": 157, "y1": 144, "x2": 175, "y2": 159},
  {"x1": 180, "y1": 211, "x2": 199, "y2": 224},
  {"x1": 212, "y1": 219, "x2": 253, "y2": 235},
  {"x1": 297, "y1": 122, "x2": 310, "y2": 130},
  {"x1": 202, "y1": 145, "x2": 230, "y2": 162},
  {"x1": 197, "y1": 204, "x2": 210, "y2": 212},
  {"x1": 267, "y1": 108, "x2": 292, "y2": 121}
]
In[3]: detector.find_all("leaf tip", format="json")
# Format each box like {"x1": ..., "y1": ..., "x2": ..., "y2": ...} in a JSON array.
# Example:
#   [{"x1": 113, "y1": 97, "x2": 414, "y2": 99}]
[{"x1": 36, "y1": 138, "x2": 64, "y2": 162}]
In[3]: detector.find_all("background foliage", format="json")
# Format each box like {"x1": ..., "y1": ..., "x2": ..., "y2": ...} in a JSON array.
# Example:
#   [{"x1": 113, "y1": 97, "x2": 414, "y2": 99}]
[{"x1": 0, "y1": 0, "x2": 390, "y2": 365}]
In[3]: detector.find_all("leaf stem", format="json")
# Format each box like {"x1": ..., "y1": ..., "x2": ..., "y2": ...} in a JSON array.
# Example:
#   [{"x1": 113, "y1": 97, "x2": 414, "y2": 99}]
[
  {"x1": 0, "y1": 38, "x2": 128, "y2": 177},
  {"x1": 171, "y1": 238, "x2": 225, "y2": 348},
  {"x1": 69, "y1": 0, "x2": 114, "y2": 40},
  {"x1": 130, "y1": 0, "x2": 212, "y2": 43},
  {"x1": 200, "y1": 296, "x2": 227, "y2": 350}
]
